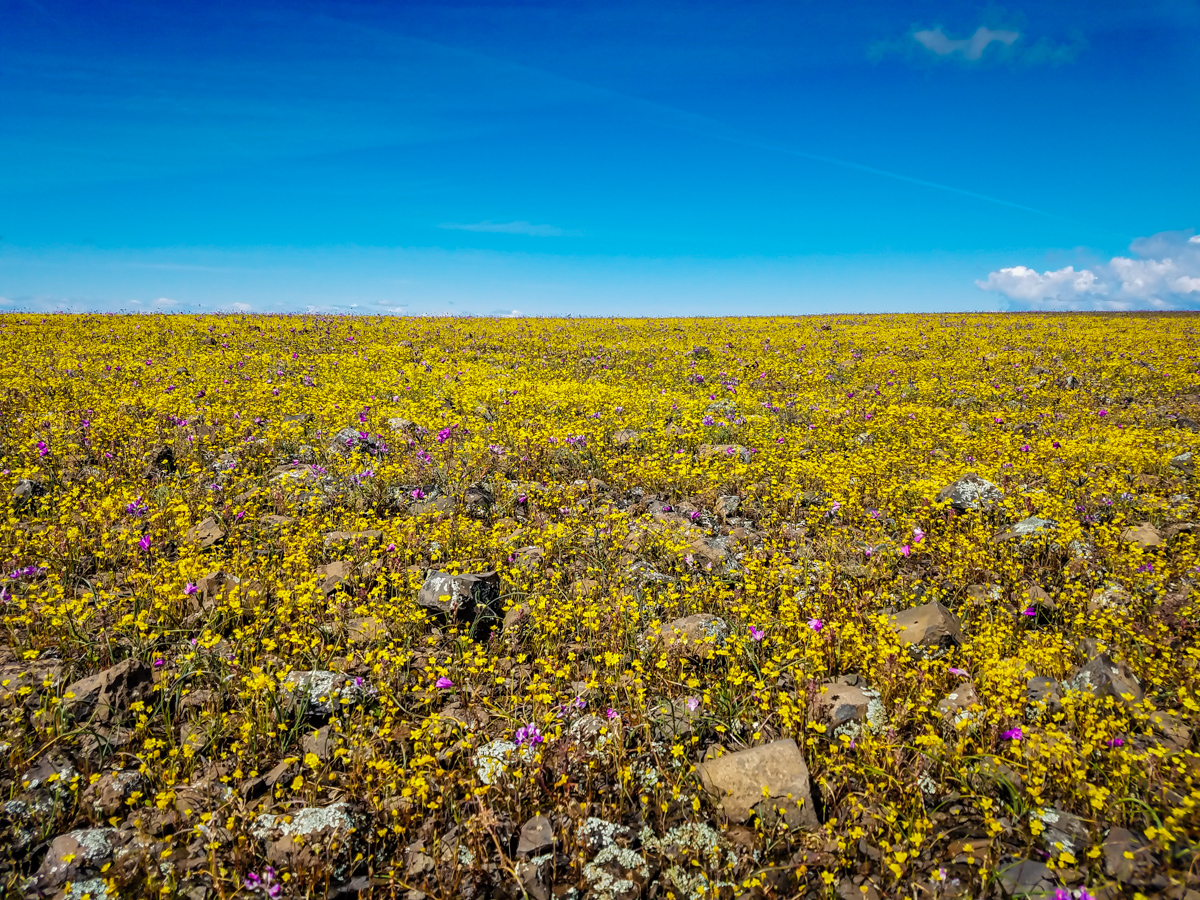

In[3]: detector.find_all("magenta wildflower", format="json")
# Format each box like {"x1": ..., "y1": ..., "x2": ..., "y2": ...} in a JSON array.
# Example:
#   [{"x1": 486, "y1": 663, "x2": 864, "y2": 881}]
[
  {"x1": 948, "y1": 667, "x2": 968, "y2": 676},
  {"x1": 435, "y1": 677, "x2": 453, "y2": 690},
  {"x1": 807, "y1": 618, "x2": 824, "y2": 633},
  {"x1": 1002, "y1": 726, "x2": 1023, "y2": 741},
  {"x1": 749, "y1": 626, "x2": 765, "y2": 642},
  {"x1": 411, "y1": 488, "x2": 426, "y2": 500},
  {"x1": 1021, "y1": 606, "x2": 1037, "y2": 616},
  {"x1": 137, "y1": 534, "x2": 151, "y2": 552},
  {"x1": 36, "y1": 440, "x2": 48, "y2": 457},
  {"x1": 514, "y1": 722, "x2": 544, "y2": 747},
  {"x1": 184, "y1": 582, "x2": 198, "y2": 596},
  {"x1": 606, "y1": 707, "x2": 618, "y2": 720}
]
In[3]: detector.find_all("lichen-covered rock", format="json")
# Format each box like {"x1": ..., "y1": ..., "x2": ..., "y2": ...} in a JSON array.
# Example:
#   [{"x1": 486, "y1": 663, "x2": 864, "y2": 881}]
[
  {"x1": 260, "y1": 803, "x2": 363, "y2": 879},
  {"x1": 936, "y1": 473, "x2": 1002, "y2": 512},
  {"x1": 416, "y1": 570, "x2": 502, "y2": 633},
  {"x1": 26, "y1": 828, "x2": 119, "y2": 896},
  {"x1": 82, "y1": 770, "x2": 147, "y2": 820},
  {"x1": 1068, "y1": 653, "x2": 1143, "y2": 709},
  {"x1": 811, "y1": 675, "x2": 885, "y2": 736},
  {"x1": 643, "y1": 614, "x2": 729, "y2": 661},
  {"x1": 281, "y1": 670, "x2": 374, "y2": 717},
  {"x1": 63, "y1": 658, "x2": 152, "y2": 724}
]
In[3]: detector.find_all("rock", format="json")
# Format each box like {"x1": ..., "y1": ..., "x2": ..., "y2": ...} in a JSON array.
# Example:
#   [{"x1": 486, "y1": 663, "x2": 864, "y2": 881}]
[
  {"x1": 323, "y1": 529, "x2": 383, "y2": 546},
  {"x1": 715, "y1": 495, "x2": 740, "y2": 519},
  {"x1": 12, "y1": 478, "x2": 47, "y2": 510},
  {"x1": 316, "y1": 560, "x2": 352, "y2": 594},
  {"x1": 811, "y1": 676, "x2": 883, "y2": 734},
  {"x1": 977, "y1": 756, "x2": 1024, "y2": 794},
  {"x1": 1026, "y1": 676, "x2": 1063, "y2": 716},
  {"x1": 347, "y1": 616, "x2": 389, "y2": 645},
  {"x1": 1120, "y1": 522, "x2": 1162, "y2": 549},
  {"x1": 696, "y1": 738, "x2": 819, "y2": 829},
  {"x1": 1031, "y1": 806, "x2": 1089, "y2": 855},
  {"x1": 415, "y1": 570, "x2": 502, "y2": 633},
  {"x1": 965, "y1": 583, "x2": 1003, "y2": 606},
  {"x1": 1169, "y1": 451, "x2": 1194, "y2": 473},
  {"x1": 329, "y1": 427, "x2": 385, "y2": 455},
  {"x1": 516, "y1": 857, "x2": 551, "y2": 900},
  {"x1": 185, "y1": 517, "x2": 225, "y2": 550},
  {"x1": 261, "y1": 803, "x2": 363, "y2": 878},
  {"x1": 63, "y1": 658, "x2": 153, "y2": 724},
  {"x1": 1087, "y1": 581, "x2": 1131, "y2": 613},
  {"x1": 1103, "y1": 826, "x2": 1154, "y2": 884},
  {"x1": 1068, "y1": 654, "x2": 1144, "y2": 709},
  {"x1": 82, "y1": 770, "x2": 147, "y2": 820},
  {"x1": 936, "y1": 473, "x2": 1002, "y2": 513},
  {"x1": 994, "y1": 516, "x2": 1056, "y2": 542},
  {"x1": 386, "y1": 417, "x2": 415, "y2": 432},
  {"x1": 517, "y1": 814, "x2": 555, "y2": 856},
  {"x1": 611, "y1": 429, "x2": 643, "y2": 447},
  {"x1": 996, "y1": 859, "x2": 1056, "y2": 898},
  {"x1": 301, "y1": 725, "x2": 336, "y2": 760},
  {"x1": 462, "y1": 482, "x2": 494, "y2": 519},
  {"x1": 644, "y1": 613, "x2": 729, "y2": 661},
  {"x1": 27, "y1": 828, "x2": 118, "y2": 895},
  {"x1": 1147, "y1": 709, "x2": 1191, "y2": 752},
  {"x1": 937, "y1": 681, "x2": 981, "y2": 729},
  {"x1": 698, "y1": 444, "x2": 752, "y2": 464},
  {"x1": 502, "y1": 603, "x2": 530, "y2": 634},
  {"x1": 1022, "y1": 584, "x2": 1057, "y2": 613},
  {"x1": 146, "y1": 444, "x2": 176, "y2": 476},
  {"x1": 890, "y1": 601, "x2": 962, "y2": 651},
  {"x1": 281, "y1": 670, "x2": 373, "y2": 717}
]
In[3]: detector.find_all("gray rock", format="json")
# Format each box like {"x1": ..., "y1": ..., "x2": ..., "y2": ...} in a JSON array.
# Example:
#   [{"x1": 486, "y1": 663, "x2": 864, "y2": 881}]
[
  {"x1": 329, "y1": 427, "x2": 385, "y2": 455},
  {"x1": 517, "y1": 814, "x2": 555, "y2": 856},
  {"x1": 26, "y1": 828, "x2": 118, "y2": 895},
  {"x1": 1068, "y1": 654, "x2": 1143, "y2": 709},
  {"x1": 416, "y1": 570, "x2": 502, "y2": 633},
  {"x1": 63, "y1": 658, "x2": 152, "y2": 724},
  {"x1": 1031, "y1": 806, "x2": 1089, "y2": 855},
  {"x1": 995, "y1": 858, "x2": 1055, "y2": 898},
  {"x1": 185, "y1": 517, "x2": 225, "y2": 549},
  {"x1": 936, "y1": 473, "x2": 1002, "y2": 512},
  {"x1": 994, "y1": 516, "x2": 1057, "y2": 542},
  {"x1": 644, "y1": 614, "x2": 729, "y2": 661},
  {"x1": 12, "y1": 478, "x2": 47, "y2": 510},
  {"x1": 281, "y1": 670, "x2": 373, "y2": 717},
  {"x1": 1026, "y1": 676, "x2": 1063, "y2": 716},
  {"x1": 81, "y1": 770, "x2": 147, "y2": 820},
  {"x1": 261, "y1": 803, "x2": 363, "y2": 877},
  {"x1": 1169, "y1": 451, "x2": 1194, "y2": 473}
]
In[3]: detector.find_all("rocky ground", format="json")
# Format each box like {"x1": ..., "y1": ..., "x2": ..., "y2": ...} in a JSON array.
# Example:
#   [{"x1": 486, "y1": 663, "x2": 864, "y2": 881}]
[{"x1": 0, "y1": 313, "x2": 1198, "y2": 899}]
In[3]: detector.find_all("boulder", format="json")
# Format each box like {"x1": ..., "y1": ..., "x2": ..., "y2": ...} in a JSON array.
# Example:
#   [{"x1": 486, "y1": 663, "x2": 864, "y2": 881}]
[
  {"x1": 26, "y1": 828, "x2": 118, "y2": 895},
  {"x1": 416, "y1": 570, "x2": 502, "y2": 632},
  {"x1": 644, "y1": 613, "x2": 729, "y2": 661},
  {"x1": 463, "y1": 482, "x2": 495, "y2": 519},
  {"x1": 261, "y1": 803, "x2": 363, "y2": 879},
  {"x1": 1026, "y1": 676, "x2": 1063, "y2": 716},
  {"x1": 347, "y1": 616, "x2": 389, "y2": 645},
  {"x1": 1120, "y1": 522, "x2": 1162, "y2": 549},
  {"x1": 937, "y1": 681, "x2": 981, "y2": 728},
  {"x1": 1068, "y1": 654, "x2": 1143, "y2": 709},
  {"x1": 63, "y1": 658, "x2": 152, "y2": 724},
  {"x1": 1169, "y1": 451, "x2": 1194, "y2": 473},
  {"x1": 993, "y1": 516, "x2": 1056, "y2": 542},
  {"x1": 811, "y1": 675, "x2": 881, "y2": 732},
  {"x1": 281, "y1": 670, "x2": 373, "y2": 717},
  {"x1": 696, "y1": 738, "x2": 819, "y2": 829},
  {"x1": 890, "y1": 601, "x2": 962, "y2": 651},
  {"x1": 517, "y1": 814, "x2": 555, "y2": 856},
  {"x1": 316, "y1": 560, "x2": 352, "y2": 595},
  {"x1": 651, "y1": 697, "x2": 703, "y2": 740},
  {"x1": 185, "y1": 517, "x2": 225, "y2": 550},
  {"x1": 611, "y1": 429, "x2": 643, "y2": 447},
  {"x1": 1103, "y1": 826, "x2": 1154, "y2": 884},
  {"x1": 995, "y1": 859, "x2": 1056, "y2": 898},
  {"x1": 936, "y1": 473, "x2": 1002, "y2": 512},
  {"x1": 329, "y1": 427, "x2": 385, "y2": 455},
  {"x1": 301, "y1": 725, "x2": 336, "y2": 761},
  {"x1": 12, "y1": 478, "x2": 47, "y2": 510},
  {"x1": 715, "y1": 495, "x2": 740, "y2": 519},
  {"x1": 1031, "y1": 806, "x2": 1089, "y2": 855}
]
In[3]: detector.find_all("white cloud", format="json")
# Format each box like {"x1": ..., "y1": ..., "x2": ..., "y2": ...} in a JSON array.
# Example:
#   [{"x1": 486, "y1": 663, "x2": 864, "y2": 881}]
[
  {"x1": 978, "y1": 229, "x2": 1200, "y2": 310},
  {"x1": 913, "y1": 26, "x2": 1019, "y2": 61},
  {"x1": 232, "y1": 302, "x2": 252, "y2": 312},
  {"x1": 439, "y1": 220, "x2": 573, "y2": 237},
  {"x1": 152, "y1": 297, "x2": 178, "y2": 307}
]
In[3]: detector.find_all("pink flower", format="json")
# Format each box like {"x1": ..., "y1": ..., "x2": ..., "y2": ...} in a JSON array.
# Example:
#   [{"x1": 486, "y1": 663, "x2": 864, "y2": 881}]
[
  {"x1": 807, "y1": 618, "x2": 824, "y2": 633},
  {"x1": 36, "y1": 440, "x2": 48, "y2": 457},
  {"x1": 900, "y1": 545, "x2": 911, "y2": 557},
  {"x1": 912, "y1": 527, "x2": 925, "y2": 544},
  {"x1": 1021, "y1": 606, "x2": 1036, "y2": 616},
  {"x1": 1002, "y1": 726, "x2": 1023, "y2": 741},
  {"x1": 749, "y1": 626, "x2": 765, "y2": 642},
  {"x1": 606, "y1": 708, "x2": 618, "y2": 720},
  {"x1": 948, "y1": 667, "x2": 968, "y2": 676},
  {"x1": 435, "y1": 676, "x2": 453, "y2": 690},
  {"x1": 183, "y1": 582, "x2": 198, "y2": 596},
  {"x1": 137, "y1": 534, "x2": 151, "y2": 552}
]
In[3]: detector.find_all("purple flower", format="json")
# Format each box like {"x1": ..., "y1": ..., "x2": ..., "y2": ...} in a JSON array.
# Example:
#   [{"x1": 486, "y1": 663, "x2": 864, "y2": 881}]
[
  {"x1": 606, "y1": 707, "x2": 618, "y2": 720},
  {"x1": 126, "y1": 497, "x2": 149, "y2": 517},
  {"x1": 36, "y1": 440, "x2": 48, "y2": 457},
  {"x1": 912, "y1": 527, "x2": 925, "y2": 544},
  {"x1": 749, "y1": 626, "x2": 765, "y2": 642},
  {"x1": 899, "y1": 544, "x2": 911, "y2": 558},
  {"x1": 948, "y1": 667, "x2": 968, "y2": 676},
  {"x1": 807, "y1": 618, "x2": 824, "y2": 633},
  {"x1": 411, "y1": 488, "x2": 426, "y2": 500},
  {"x1": 435, "y1": 676, "x2": 453, "y2": 690},
  {"x1": 1106, "y1": 737, "x2": 1124, "y2": 748},
  {"x1": 184, "y1": 582, "x2": 198, "y2": 596},
  {"x1": 154, "y1": 657, "x2": 165, "y2": 668},
  {"x1": 245, "y1": 866, "x2": 281, "y2": 897},
  {"x1": 702, "y1": 415, "x2": 715, "y2": 426},
  {"x1": 137, "y1": 534, "x2": 151, "y2": 552},
  {"x1": 437, "y1": 427, "x2": 453, "y2": 444},
  {"x1": 1002, "y1": 726, "x2": 1023, "y2": 741},
  {"x1": 514, "y1": 722, "x2": 544, "y2": 748},
  {"x1": 1021, "y1": 606, "x2": 1037, "y2": 616},
  {"x1": 686, "y1": 696, "x2": 701, "y2": 712}
]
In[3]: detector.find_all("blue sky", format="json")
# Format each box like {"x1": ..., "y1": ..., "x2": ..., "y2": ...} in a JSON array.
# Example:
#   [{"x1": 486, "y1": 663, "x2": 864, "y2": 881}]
[{"x1": 2, "y1": 0, "x2": 1198, "y2": 315}]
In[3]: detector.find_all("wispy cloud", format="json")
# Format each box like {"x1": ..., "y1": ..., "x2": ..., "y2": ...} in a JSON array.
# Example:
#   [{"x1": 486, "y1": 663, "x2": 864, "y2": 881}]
[
  {"x1": 438, "y1": 220, "x2": 575, "y2": 237},
  {"x1": 977, "y1": 230, "x2": 1200, "y2": 310},
  {"x1": 913, "y1": 26, "x2": 1018, "y2": 61},
  {"x1": 872, "y1": 23, "x2": 1084, "y2": 67}
]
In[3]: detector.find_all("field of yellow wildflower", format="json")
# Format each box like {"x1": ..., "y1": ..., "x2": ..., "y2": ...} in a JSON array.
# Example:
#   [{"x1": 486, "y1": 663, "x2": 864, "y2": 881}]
[{"x1": 1, "y1": 313, "x2": 1198, "y2": 900}]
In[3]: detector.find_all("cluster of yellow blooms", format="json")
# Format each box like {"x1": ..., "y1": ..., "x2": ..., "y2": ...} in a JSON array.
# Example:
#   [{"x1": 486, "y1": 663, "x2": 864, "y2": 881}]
[{"x1": 0, "y1": 313, "x2": 1197, "y2": 899}]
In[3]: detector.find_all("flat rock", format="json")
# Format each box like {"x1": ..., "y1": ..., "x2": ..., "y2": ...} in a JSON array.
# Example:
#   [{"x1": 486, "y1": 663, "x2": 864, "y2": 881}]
[
  {"x1": 261, "y1": 802, "x2": 363, "y2": 877},
  {"x1": 1026, "y1": 676, "x2": 1063, "y2": 716},
  {"x1": 1120, "y1": 522, "x2": 1162, "y2": 549},
  {"x1": 891, "y1": 601, "x2": 962, "y2": 651},
  {"x1": 696, "y1": 738, "x2": 819, "y2": 829},
  {"x1": 281, "y1": 670, "x2": 373, "y2": 717},
  {"x1": 811, "y1": 676, "x2": 881, "y2": 732},
  {"x1": 994, "y1": 516, "x2": 1056, "y2": 542},
  {"x1": 644, "y1": 613, "x2": 729, "y2": 661},
  {"x1": 517, "y1": 814, "x2": 555, "y2": 856},
  {"x1": 996, "y1": 858, "x2": 1055, "y2": 898},
  {"x1": 697, "y1": 444, "x2": 752, "y2": 464},
  {"x1": 1103, "y1": 826, "x2": 1154, "y2": 884},
  {"x1": 1031, "y1": 806, "x2": 1089, "y2": 855},
  {"x1": 185, "y1": 517, "x2": 226, "y2": 549},
  {"x1": 937, "y1": 681, "x2": 981, "y2": 728},
  {"x1": 347, "y1": 616, "x2": 389, "y2": 645},
  {"x1": 937, "y1": 473, "x2": 1002, "y2": 512},
  {"x1": 27, "y1": 828, "x2": 118, "y2": 895},
  {"x1": 63, "y1": 658, "x2": 152, "y2": 724},
  {"x1": 316, "y1": 560, "x2": 352, "y2": 594},
  {"x1": 301, "y1": 725, "x2": 336, "y2": 760}
]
